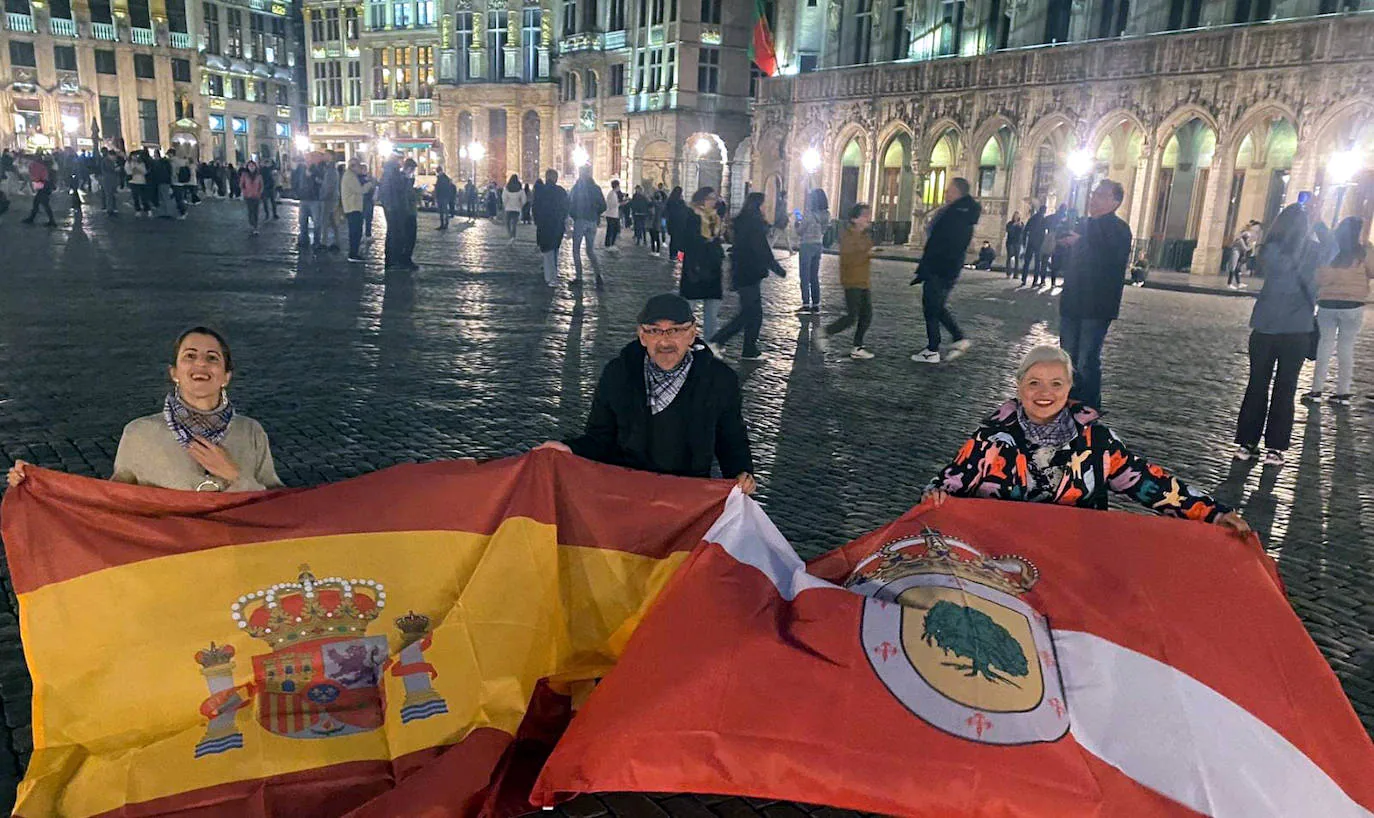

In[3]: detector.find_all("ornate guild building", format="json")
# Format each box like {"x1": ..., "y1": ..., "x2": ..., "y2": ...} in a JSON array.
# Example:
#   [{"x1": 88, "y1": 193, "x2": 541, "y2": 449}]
[{"x1": 753, "y1": 0, "x2": 1374, "y2": 273}]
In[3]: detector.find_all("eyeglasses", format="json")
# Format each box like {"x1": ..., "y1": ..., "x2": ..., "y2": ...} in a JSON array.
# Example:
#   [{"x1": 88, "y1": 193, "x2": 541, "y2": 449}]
[{"x1": 639, "y1": 324, "x2": 695, "y2": 338}]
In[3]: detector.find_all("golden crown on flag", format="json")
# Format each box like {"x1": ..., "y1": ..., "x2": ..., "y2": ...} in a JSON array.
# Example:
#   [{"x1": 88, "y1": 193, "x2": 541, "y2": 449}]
[
  {"x1": 864, "y1": 529, "x2": 1039, "y2": 596},
  {"x1": 230, "y1": 564, "x2": 386, "y2": 649},
  {"x1": 194, "y1": 642, "x2": 236, "y2": 669}
]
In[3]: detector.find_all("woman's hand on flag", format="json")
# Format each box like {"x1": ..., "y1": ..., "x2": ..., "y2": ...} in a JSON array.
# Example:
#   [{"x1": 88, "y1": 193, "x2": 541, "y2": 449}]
[
  {"x1": 735, "y1": 472, "x2": 756, "y2": 495},
  {"x1": 5, "y1": 459, "x2": 27, "y2": 488}
]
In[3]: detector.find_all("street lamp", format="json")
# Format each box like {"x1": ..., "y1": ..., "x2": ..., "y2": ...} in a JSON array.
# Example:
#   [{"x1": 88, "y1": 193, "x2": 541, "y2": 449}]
[
  {"x1": 571, "y1": 144, "x2": 589, "y2": 169},
  {"x1": 800, "y1": 148, "x2": 822, "y2": 175},
  {"x1": 694, "y1": 136, "x2": 713, "y2": 157},
  {"x1": 294, "y1": 134, "x2": 311, "y2": 153},
  {"x1": 1066, "y1": 148, "x2": 1094, "y2": 179},
  {"x1": 377, "y1": 137, "x2": 394, "y2": 156},
  {"x1": 1327, "y1": 149, "x2": 1364, "y2": 222}
]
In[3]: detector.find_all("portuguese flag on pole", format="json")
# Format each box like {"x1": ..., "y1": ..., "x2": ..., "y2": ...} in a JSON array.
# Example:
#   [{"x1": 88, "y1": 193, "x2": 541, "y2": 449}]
[{"x1": 751, "y1": 0, "x2": 778, "y2": 77}]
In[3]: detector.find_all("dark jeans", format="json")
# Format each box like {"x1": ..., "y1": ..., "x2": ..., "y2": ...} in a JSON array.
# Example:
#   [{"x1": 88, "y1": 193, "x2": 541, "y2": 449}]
[
  {"x1": 648, "y1": 227, "x2": 661, "y2": 252},
  {"x1": 1060, "y1": 316, "x2": 1113, "y2": 410},
  {"x1": 826, "y1": 288, "x2": 873, "y2": 348},
  {"x1": 438, "y1": 202, "x2": 452, "y2": 228},
  {"x1": 798, "y1": 243, "x2": 822, "y2": 305},
  {"x1": 384, "y1": 208, "x2": 417, "y2": 267},
  {"x1": 921, "y1": 277, "x2": 963, "y2": 352},
  {"x1": 605, "y1": 217, "x2": 621, "y2": 247},
  {"x1": 25, "y1": 188, "x2": 54, "y2": 223},
  {"x1": 711, "y1": 283, "x2": 764, "y2": 357},
  {"x1": 347, "y1": 211, "x2": 364, "y2": 257},
  {"x1": 245, "y1": 197, "x2": 260, "y2": 228},
  {"x1": 263, "y1": 189, "x2": 278, "y2": 218},
  {"x1": 1236, "y1": 331, "x2": 1308, "y2": 451},
  {"x1": 363, "y1": 194, "x2": 375, "y2": 235},
  {"x1": 505, "y1": 210, "x2": 519, "y2": 238},
  {"x1": 633, "y1": 215, "x2": 647, "y2": 244},
  {"x1": 1021, "y1": 248, "x2": 1040, "y2": 284}
]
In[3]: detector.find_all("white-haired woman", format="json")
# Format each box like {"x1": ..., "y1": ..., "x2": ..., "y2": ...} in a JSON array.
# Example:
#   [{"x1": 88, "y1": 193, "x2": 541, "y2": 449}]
[{"x1": 924, "y1": 345, "x2": 1249, "y2": 534}]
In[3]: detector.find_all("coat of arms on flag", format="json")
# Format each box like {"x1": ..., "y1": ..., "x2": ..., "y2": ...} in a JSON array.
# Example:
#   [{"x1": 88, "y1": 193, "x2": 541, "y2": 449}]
[
  {"x1": 848, "y1": 529, "x2": 1068, "y2": 745},
  {"x1": 194, "y1": 565, "x2": 448, "y2": 757}
]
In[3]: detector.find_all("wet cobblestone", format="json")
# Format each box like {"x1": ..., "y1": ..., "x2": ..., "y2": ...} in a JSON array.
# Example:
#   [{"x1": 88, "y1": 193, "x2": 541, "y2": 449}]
[{"x1": 1, "y1": 197, "x2": 1372, "y2": 813}]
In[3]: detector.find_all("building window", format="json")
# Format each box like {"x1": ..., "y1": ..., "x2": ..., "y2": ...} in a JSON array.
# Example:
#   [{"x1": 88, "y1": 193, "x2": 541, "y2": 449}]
[
  {"x1": 522, "y1": 7, "x2": 542, "y2": 80},
  {"x1": 325, "y1": 7, "x2": 339, "y2": 39},
  {"x1": 393, "y1": 46, "x2": 412, "y2": 98},
  {"x1": 455, "y1": 12, "x2": 472, "y2": 80},
  {"x1": 225, "y1": 8, "x2": 243, "y2": 57},
  {"x1": 99, "y1": 95, "x2": 122, "y2": 140},
  {"x1": 232, "y1": 76, "x2": 246, "y2": 99},
  {"x1": 1097, "y1": 0, "x2": 1128, "y2": 37},
  {"x1": 309, "y1": 8, "x2": 323, "y2": 41},
  {"x1": 345, "y1": 7, "x2": 359, "y2": 38},
  {"x1": 562, "y1": 0, "x2": 576, "y2": 35},
  {"x1": 172, "y1": 57, "x2": 191, "y2": 81},
  {"x1": 139, "y1": 99, "x2": 159, "y2": 143},
  {"x1": 487, "y1": 10, "x2": 508, "y2": 79},
  {"x1": 845, "y1": 0, "x2": 873, "y2": 64},
  {"x1": 275, "y1": 82, "x2": 288, "y2": 104},
  {"x1": 128, "y1": 0, "x2": 151, "y2": 29},
  {"x1": 700, "y1": 0, "x2": 720, "y2": 24},
  {"x1": 8, "y1": 41, "x2": 35, "y2": 68},
  {"x1": 134, "y1": 53, "x2": 155, "y2": 78},
  {"x1": 94, "y1": 48, "x2": 117, "y2": 74},
  {"x1": 269, "y1": 17, "x2": 286, "y2": 61},
  {"x1": 373, "y1": 47, "x2": 389, "y2": 97},
  {"x1": 635, "y1": 50, "x2": 645, "y2": 91},
  {"x1": 54, "y1": 45, "x2": 77, "y2": 71},
  {"x1": 251, "y1": 80, "x2": 265, "y2": 101},
  {"x1": 696, "y1": 45, "x2": 718, "y2": 93},
  {"x1": 666, "y1": 44, "x2": 676, "y2": 87},
  {"x1": 939, "y1": 0, "x2": 965, "y2": 55},
  {"x1": 609, "y1": 0, "x2": 625, "y2": 29},
  {"x1": 348, "y1": 60, "x2": 362, "y2": 104},
  {"x1": 417, "y1": 45, "x2": 433, "y2": 96},
  {"x1": 610, "y1": 63, "x2": 625, "y2": 95},
  {"x1": 206, "y1": 72, "x2": 224, "y2": 95},
  {"x1": 203, "y1": 2, "x2": 220, "y2": 53},
  {"x1": 89, "y1": 0, "x2": 112, "y2": 23},
  {"x1": 608, "y1": 124, "x2": 622, "y2": 176},
  {"x1": 249, "y1": 13, "x2": 265, "y2": 58},
  {"x1": 328, "y1": 61, "x2": 342, "y2": 105},
  {"x1": 166, "y1": 0, "x2": 187, "y2": 32},
  {"x1": 648, "y1": 47, "x2": 663, "y2": 91},
  {"x1": 417, "y1": 0, "x2": 433, "y2": 26},
  {"x1": 393, "y1": 1, "x2": 411, "y2": 28},
  {"x1": 584, "y1": 69, "x2": 597, "y2": 98},
  {"x1": 890, "y1": 0, "x2": 909, "y2": 60},
  {"x1": 1232, "y1": 0, "x2": 1271, "y2": 23},
  {"x1": 368, "y1": 0, "x2": 386, "y2": 29},
  {"x1": 50, "y1": 0, "x2": 71, "y2": 18},
  {"x1": 649, "y1": 0, "x2": 664, "y2": 24},
  {"x1": 580, "y1": 0, "x2": 595, "y2": 30}
]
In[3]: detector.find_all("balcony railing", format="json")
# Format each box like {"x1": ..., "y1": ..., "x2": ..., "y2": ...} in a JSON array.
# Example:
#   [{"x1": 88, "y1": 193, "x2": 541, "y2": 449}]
[
  {"x1": 369, "y1": 99, "x2": 389, "y2": 117},
  {"x1": 5, "y1": 12, "x2": 35, "y2": 32},
  {"x1": 603, "y1": 30, "x2": 626, "y2": 50},
  {"x1": 131, "y1": 26, "x2": 154, "y2": 45},
  {"x1": 169, "y1": 30, "x2": 192, "y2": 49},
  {"x1": 91, "y1": 21, "x2": 118, "y2": 40},
  {"x1": 414, "y1": 99, "x2": 433, "y2": 115},
  {"x1": 48, "y1": 16, "x2": 76, "y2": 36},
  {"x1": 345, "y1": 105, "x2": 362, "y2": 121}
]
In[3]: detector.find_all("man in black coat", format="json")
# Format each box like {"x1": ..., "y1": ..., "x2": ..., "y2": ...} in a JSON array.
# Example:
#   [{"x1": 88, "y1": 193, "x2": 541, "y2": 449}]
[
  {"x1": 911, "y1": 177, "x2": 981, "y2": 364},
  {"x1": 532, "y1": 169, "x2": 569, "y2": 287},
  {"x1": 1058, "y1": 180, "x2": 1133, "y2": 410},
  {"x1": 539, "y1": 293, "x2": 756, "y2": 493},
  {"x1": 1020, "y1": 204, "x2": 1047, "y2": 287}
]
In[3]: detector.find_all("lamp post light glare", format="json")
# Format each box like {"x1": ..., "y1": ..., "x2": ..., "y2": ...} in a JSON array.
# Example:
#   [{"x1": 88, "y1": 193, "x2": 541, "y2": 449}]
[
  {"x1": 377, "y1": 137, "x2": 394, "y2": 156},
  {"x1": 800, "y1": 148, "x2": 822, "y2": 174},
  {"x1": 571, "y1": 144, "x2": 590, "y2": 168},
  {"x1": 694, "y1": 136, "x2": 713, "y2": 157},
  {"x1": 61, "y1": 115, "x2": 79, "y2": 134},
  {"x1": 1066, "y1": 148, "x2": 1095, "y2": 179},
  {"x1": 1327, "y1": 150, "x2": 1363, "y2": 186},
  {"x1": 293, "y1": 134, "x2": 311, "y2": 152},
  {"x1": 468, "y1": 141, "x2": 485, "y2": 162}
]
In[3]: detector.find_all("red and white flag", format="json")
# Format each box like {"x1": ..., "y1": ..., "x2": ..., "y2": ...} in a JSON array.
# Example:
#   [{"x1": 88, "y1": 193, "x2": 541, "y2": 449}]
[{"x1": 533, "y1": 493, "x2": 1374, "y2": 817}]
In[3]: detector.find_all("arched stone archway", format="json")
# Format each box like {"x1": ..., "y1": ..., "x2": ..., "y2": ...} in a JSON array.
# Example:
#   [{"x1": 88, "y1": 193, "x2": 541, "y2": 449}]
[
  {"x1": 1147, "y1": 116, "x2": 1218, "y2": 270},
  {"x1": 1221, "y1": 116, "x2": 1297, "y2": 244},
  {"x1": 836, "y1": 134, "x2": 868, "y2": 219},
  {"x1": 682, "y1": 132, "x2": 728, "y2": 195},
  {"x1": 1309, "y1": 101, "x2": 1374, "y2": 233},
  {"x1": 1087, "y1": 117, "x2": 1144, "y2": 230},
  {"x1": 636, "y1": 137, "x2": 676, "y2": 190},
  {"x1": 729, "y1": 137, "x2": 753, "y2": 211}
]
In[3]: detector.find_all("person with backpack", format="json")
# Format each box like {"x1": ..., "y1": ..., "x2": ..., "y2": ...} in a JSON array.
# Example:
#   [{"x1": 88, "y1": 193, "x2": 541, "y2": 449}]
[
  {"x1": 819, "y1": 203, "x2": 877, "y2": 360},
  {"x1": 797, "y1": 188, "x2": 832, "y2": 314},
  {"x1": 569, "y1": 165, "x2": 607, "y2": 288},
  {"x1": 533, "y1": 169, "x2": 570, "y2": 287},
  {"x1": 910, "y1": 177, "x2": 980, "y2": 364},
  {"x1": 709, "y1": 192, "x2": 786, "y2": 361}
]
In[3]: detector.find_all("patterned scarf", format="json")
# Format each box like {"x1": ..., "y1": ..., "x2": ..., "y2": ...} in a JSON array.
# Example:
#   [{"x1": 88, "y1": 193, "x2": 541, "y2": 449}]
[
  {"x1": 1016, "y1": 403, "x2": 1078, "y2": 448},
  {"x1": 644, "y1": 350, "x2": 694, "y2": 415},
  {"x1": 164, "y1": 390, "x2": 234, "y2": 447}
]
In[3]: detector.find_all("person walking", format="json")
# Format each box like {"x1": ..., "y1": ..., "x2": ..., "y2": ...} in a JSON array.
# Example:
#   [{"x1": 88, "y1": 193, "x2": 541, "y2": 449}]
[
  {"x1": 648, "y1": 186, "x2": 666, "y2": 255},
  {"x1": 1056, "y1": 180, "x2": 1132, "y2": 411},
  {"x1": 379, "y1": 157, "x2": 420, "y2": 271},
  {"x1": 680, "y1": 187, "x2": 726, "y2": 340},
  {"x1": 342, "y1": 158, "x2": 374, "y2": 262},
  {"x1": 1020, "y1": 204, "x2": 1047, "y2": 287},
  {"x1": 464, "y1": 179, "x2": 478, "y2": 222},
  {"x1": 239, "y1": 160, "x2": 264, "y2": 235},
  {"x1": 295, "y1": 155, "x2": 324, "y2": 249},
  {"x1": 910, "y1": 177, "x2": 980, "y2": 364},
  {"x1": 99, "y1": 148, "x2": 122, "y2": 216},
  {"x1": 124, "y1": 151, "x2": 149, "y2": 217},
  {"x1": 319, "y1": 155, "x2": 341, "y2": 251},
  {"x1": 1234, "y1": 202, "x2": 1332, "y2": 466},
  {"x1": 665, "y1": 186, "x2": 687, "y2": 261},
  {"x1": 1223, "y1": 233, "x2": 1249, "y2": 289},
  {"x1": 1005, "y1": 211, "x2": 1023, "y2": 278},
  {"x1": 536, "y1": 293, "x2": 756, "y2": 494},
  {"x1": 169, "y1": 150, "x2": 193, "y2": 217},
  {"x1": 820, "y1": 203, "x2": 877, "y2": 360},
  {"x1": 533, "y1": 169, "x2": 570, "y2": 287},
  {"x1": 797, "y1": 189, "x2": 832, "y2": 314},
  {"x1": 522, "y1": 182, "x2": 534, "y2": 223},
  {"x1": 630, "y1": 185, "x2": 650, "y2": 246},
  {"x1": 603, "y1": 179, "x2": 625, "y2": 254},
  {"x1": 502, "y1": 174, "x2": 525, "y2": 243},
  {"x1": 569, "y1": 165, "x2": 607, "y2": 288},
  {"x1": 709, "y1": 192, "x2": 785, "y2": 361},
  {"x1": 1305, "y1": 216, "x2": 1373, "y2": 406},
  {"x1": 20, "y1": 152, "x2": 56, "y2": 226},
  {"x1": 433, "y1": 168, "x2": 457, "y2": 230},
  {"x1": 261, "y1": 160, "x2": 279, "y2": 220}
]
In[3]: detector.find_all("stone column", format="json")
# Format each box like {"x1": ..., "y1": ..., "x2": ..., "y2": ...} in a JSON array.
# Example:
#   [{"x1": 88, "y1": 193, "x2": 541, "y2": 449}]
[
  {"x1": 907, "y1": 155, "x2": 929, "y2": 251},
  {"x1": 1134, "y1": 141, "x2": 1161, "y2": 261},
  {"x1": 1192, "y1": 151, "x2": 1232, "y2": 275},
  {"x1": 193, "y1": 643, "x2": 246, "y2": 758},
  {"x1": 506, "y1": 104, "x2": 519, "y2": 182}
]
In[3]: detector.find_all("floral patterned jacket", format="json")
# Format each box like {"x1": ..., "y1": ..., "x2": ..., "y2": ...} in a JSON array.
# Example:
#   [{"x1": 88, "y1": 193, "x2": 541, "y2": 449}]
[{"x1": 928, "y1": 400, "x2": 1232, "y2": 522}]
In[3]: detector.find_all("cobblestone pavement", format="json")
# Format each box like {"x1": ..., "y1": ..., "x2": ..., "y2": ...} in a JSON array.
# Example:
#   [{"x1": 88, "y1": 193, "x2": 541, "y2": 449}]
[{"x1": 1, "y1": 196, "x2": 1373, "y2": 813}]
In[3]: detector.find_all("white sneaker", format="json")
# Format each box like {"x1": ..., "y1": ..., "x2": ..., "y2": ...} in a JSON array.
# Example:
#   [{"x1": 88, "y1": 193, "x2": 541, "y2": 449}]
[
  {"x1": 850, "y1": 346, "x2": 874, "y2": 359},
  {"x1": 945, "y1": 339, "x2": 972, "y2": 361},
  {"x1": 814, "y1": 328, "x2": 829, "y2": 351},
  {"x1": 912, "y1": 349, "x2": 941, "y2": 364},
  {"x1": 1263, "y1": 449, "x2": 1285, "y2": 466},
  {"x1": 1234, "y1": 444, "x2": 1257, "y2": 461}
]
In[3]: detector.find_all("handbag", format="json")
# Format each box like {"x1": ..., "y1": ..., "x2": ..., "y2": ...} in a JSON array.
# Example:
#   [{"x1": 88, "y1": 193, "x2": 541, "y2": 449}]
[{"x1": 1296, "y1": 272, "x2": 1320, "y2": 362}]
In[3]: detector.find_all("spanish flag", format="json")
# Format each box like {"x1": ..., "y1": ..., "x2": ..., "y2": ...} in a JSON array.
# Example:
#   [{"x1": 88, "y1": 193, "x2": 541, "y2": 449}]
[
  {"x1": 534, "y1": 494, "x2": 1374, "y2": 817},
  {"x1": 2, "y1": 450, "x2": 733, "y2": 817}
]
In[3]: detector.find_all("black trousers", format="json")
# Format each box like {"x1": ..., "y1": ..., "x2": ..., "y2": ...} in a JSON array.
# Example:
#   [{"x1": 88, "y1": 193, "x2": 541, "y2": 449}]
[
  {"x1": 605, "y1": 217, "x2": 621, "y2": 247},
  {"x1": 1020, "y1": 248, "x2": 1040, "y2": 285},
  {"x1": 711, "y1": 283, "x2": 764, "y2": 356},
  {"x1": 826, "y1": 287, "x2": 873, "y2": 348},
  {"x1": 921, "y1": 277, "x2": 963, "y2": 352},
  {"x1": 1235, "y1": 331, "x2": 1308, "y2": 451},
  {"x1": 25, "y1": 188, "x2": 54, "y2": 223},
  {"x1": 633, "y1": 215, "x2": 647, "y2": 243},
  {"x1": 384, "y1": 209, "x2": 417, "y2": 267}
]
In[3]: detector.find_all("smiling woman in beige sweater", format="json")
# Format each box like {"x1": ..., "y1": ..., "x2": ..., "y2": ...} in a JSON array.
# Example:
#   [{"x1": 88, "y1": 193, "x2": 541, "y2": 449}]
[{"x1": 7, "y1": 326, "x2": 281, "y2": 492}]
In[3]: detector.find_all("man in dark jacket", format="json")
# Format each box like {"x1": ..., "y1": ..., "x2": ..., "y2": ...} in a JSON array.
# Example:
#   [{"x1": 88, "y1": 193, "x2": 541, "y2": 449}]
[
  {"x1": 539, "y1": 293, "x2": 756, "y2": 493},
  {"x1": 533, "y1": 169, "x2": 570, "y2": 287},
  {"x1": 1058, "y1": 180, "x2": 1133, "y2": 410},
  {"x1": 911, "y1": 177, "x2": 980, "y2": 364},
  {"x1": 379, "y1": 157, "x2": 419, "y2": 271},
  {"x1": 433, "y1": 169, "x2": 456, "y2": 229},
  {"x1": 1020, "y1": 205, "x2": 1047, "y2": 287}
]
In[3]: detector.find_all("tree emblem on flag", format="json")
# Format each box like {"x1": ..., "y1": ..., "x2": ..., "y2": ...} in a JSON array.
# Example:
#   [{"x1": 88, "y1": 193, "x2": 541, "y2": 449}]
[
  {"x1": 192, "y1": 565, "x2": 449, "y2": 758},
  {"x1": 847, "y1": 529, "x2": 1070, "y2": 745}
]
